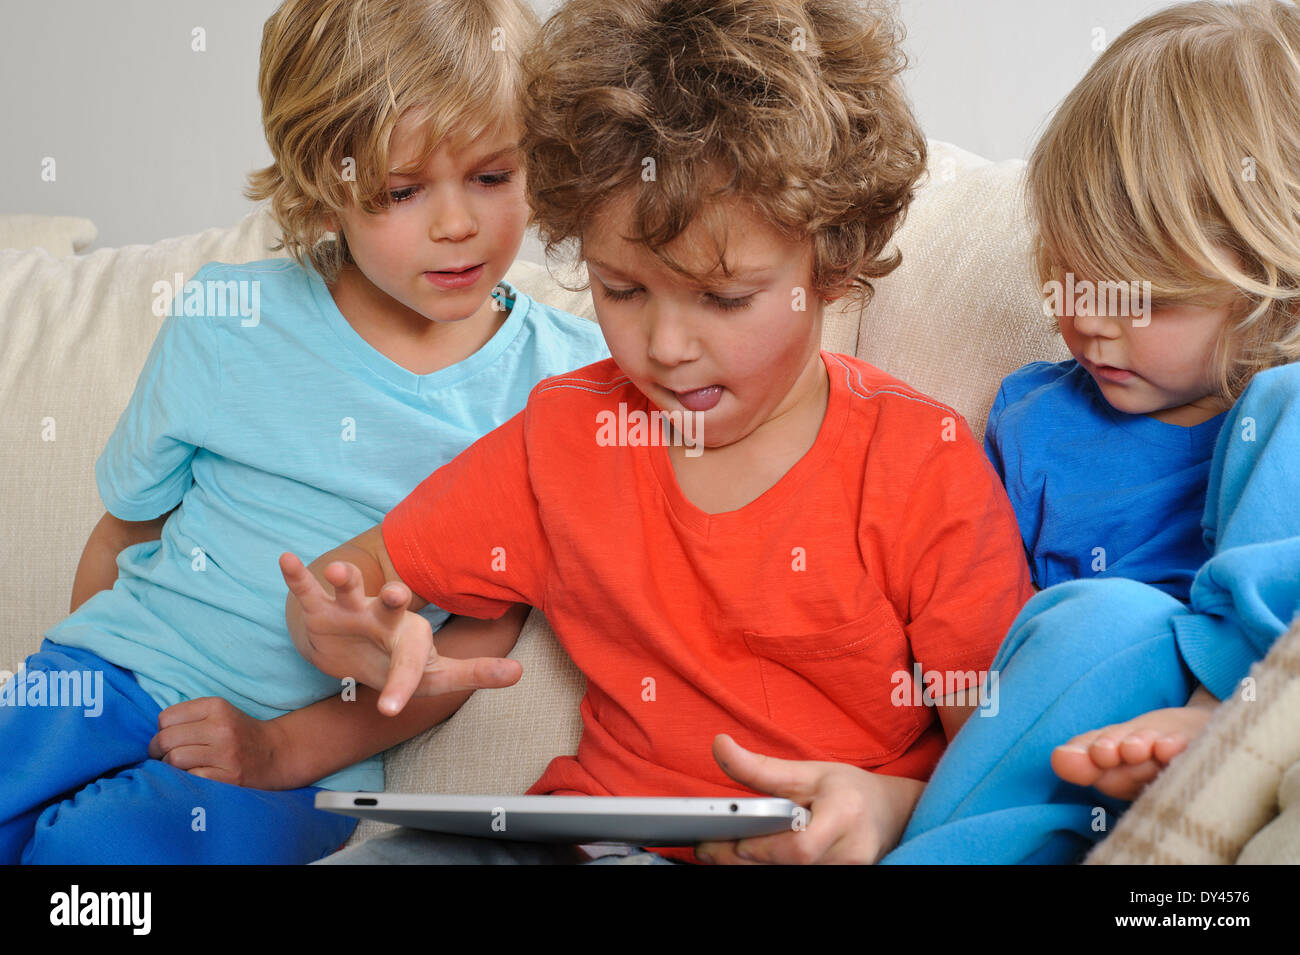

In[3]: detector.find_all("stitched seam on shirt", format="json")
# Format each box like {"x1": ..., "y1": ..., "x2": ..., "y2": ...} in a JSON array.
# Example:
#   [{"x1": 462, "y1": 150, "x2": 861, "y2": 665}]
[
  {"x1": 828, "y1": 353, "x2": 956, "y2": 417},
  {"x1": 200, "y1": 307, "x2": 222, "y2": 451},
  {"x1": 751, "y1": 635, "x2": 877, "y2": 659},
  {"x1": 536, "y1": 376, "x2": 630, "y2": 397}
]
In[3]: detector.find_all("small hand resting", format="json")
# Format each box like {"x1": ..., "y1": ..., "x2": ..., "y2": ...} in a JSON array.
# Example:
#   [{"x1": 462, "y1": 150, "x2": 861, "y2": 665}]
[
  {"x1": 1051, "y1": 686, "x2": 1218, "y2": 800},
  {"x1": 279, "y1": 552, "x2": 522, "y2": 716}
]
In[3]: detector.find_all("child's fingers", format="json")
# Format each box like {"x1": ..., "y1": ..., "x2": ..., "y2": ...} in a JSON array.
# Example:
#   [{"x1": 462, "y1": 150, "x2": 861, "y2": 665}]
[
  {"x1": 698, "y1": 815, "x2": 837, "y2": 865},
  {"x1": 416, "y1": 655, "x2": 524, "y2": 696},
  {"x1": 185, "y1": 766, "x2": 228, "y2": 784},
  {"x1": 728, "y1": 823, "x2": 834, "y2": 865},
  {"x1": 694, "y1": 840, "x2": 756, "y2": 865},
  {"x1": 280, "y1": 552, "x2": 327, "y2": 610},
  {"x1": 710, "y1": 733, "x2": 819, "y2": 802},
  {"x1": 154, "y1": 698, "x2": 212, "y2": 730},
  {"x1": 324, "y1": 561, "x2": 369, "y2": 612},
  {"x1": 374, "y1": 582, "x2": 410, "y2": 630},
  {"x1": 149, "y1": 719, "x2": 215, "y2": 760},
  {"x1": 378, "y1": 622, "x2": 435, "y2": 715},
  {"x1": 157, "y1": 743, "x2": 211, "y2": 772}
]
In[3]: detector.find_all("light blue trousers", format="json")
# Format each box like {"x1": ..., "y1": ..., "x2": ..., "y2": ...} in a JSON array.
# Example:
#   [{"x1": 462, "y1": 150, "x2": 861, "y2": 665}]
[{"x1": 880, "y1": 579, "x2": 1196, "y2": 864}]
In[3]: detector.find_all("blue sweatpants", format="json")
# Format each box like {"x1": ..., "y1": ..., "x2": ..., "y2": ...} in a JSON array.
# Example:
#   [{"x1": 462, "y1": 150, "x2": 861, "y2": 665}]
[
  {"x1": 0, "y1": 641, "x2": 356, "y2": 864},
  {"x1": 879, "y1": 580, "x2": 1196, "y2": 864}
]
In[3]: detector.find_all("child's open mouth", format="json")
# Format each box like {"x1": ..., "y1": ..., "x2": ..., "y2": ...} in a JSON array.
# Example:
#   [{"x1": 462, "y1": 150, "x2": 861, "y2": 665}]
[
  {"x1": 425, "y1": 264, "x2": 484, "y2": 288},
  {"x1": 1089, "y1": 362, "x2": 1135, "y2": 383},
  {"x1": 673, "y1": 385, "x2": 724, "y2": 412}
]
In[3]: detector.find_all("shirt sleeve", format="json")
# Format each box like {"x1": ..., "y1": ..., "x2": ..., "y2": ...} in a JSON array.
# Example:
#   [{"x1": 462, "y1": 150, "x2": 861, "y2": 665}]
[
  {"x1": 983, "y1": 379, "x2": 1010, "y2": 483},
  {"x1": 889, "y1": 422, "x2": 1035, "y2": 690},
  {"x1": 1174, "y1": 364, "x2": 1300, "y2": 699},
  {"x1": 94, "y1": 266, "x2": 222, "y2": 521},
  {"x1": 381, "y1": 404, "x2": 551, "y2": 619}
]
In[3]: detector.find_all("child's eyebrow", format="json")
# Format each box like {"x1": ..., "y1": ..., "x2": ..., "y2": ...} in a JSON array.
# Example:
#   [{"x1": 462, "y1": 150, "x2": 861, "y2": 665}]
[
  {"x1": 469, "y1": 145, "x2": 521, "y2": 166},
  {"x1": 586, "y1": 255, "x2": 774, "y2": 284}
]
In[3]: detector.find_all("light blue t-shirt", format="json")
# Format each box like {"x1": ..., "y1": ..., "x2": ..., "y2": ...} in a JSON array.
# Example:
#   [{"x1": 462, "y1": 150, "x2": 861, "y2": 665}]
[
  {"x1": 984, "y1": 359, "x2": 1226, "y2": 603},
  {"x1": 48, "y1": 258, "x2": 610, "y2": 791}
]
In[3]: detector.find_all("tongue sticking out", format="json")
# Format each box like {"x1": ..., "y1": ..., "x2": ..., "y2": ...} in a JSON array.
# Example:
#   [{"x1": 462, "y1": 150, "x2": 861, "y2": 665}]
[{"x1": 676, "y1": 385, "x2": 723, "y2": 412}]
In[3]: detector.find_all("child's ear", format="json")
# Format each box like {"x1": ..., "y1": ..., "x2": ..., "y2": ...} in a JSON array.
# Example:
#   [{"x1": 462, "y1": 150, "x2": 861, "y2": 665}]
[{"x1": 323, "y1": 212, "x2": 340, "y2": 234}]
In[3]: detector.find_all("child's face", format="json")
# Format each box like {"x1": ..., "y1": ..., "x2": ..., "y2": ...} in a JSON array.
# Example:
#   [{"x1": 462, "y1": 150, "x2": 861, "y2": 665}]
[
  {"x1": 582, "y1": 189, "x2": 827, "y2": 449},
  {"x1": 1056, "y1": 290, "x2": 1236, "y2": 426},
  {"x1": 326, "y1": 113, "x2": 528, "y2": 324}
]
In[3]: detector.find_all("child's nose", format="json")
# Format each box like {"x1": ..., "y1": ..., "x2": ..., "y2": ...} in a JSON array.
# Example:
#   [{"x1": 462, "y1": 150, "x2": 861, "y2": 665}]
[
  {"x1": 1069, "y1": 308, "x2": 1122, "y2": 339},
  {"x1": 645, "y1": 306, "x2": 698, "y2": 367},
  {"x1": 426, "y1": 192, "x2": 476, "y2": 242}
]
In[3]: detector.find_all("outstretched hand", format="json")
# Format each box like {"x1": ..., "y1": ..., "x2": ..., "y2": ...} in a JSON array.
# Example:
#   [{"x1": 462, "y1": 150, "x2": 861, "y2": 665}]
[{"x1": 279, "y1": 552, "x2": 522, "y2": 715}]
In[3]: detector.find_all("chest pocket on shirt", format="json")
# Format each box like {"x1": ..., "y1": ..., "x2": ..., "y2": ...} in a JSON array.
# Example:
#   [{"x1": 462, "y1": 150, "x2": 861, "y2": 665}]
[{"x1": 742, "y1": 598, "x2": 924, "y2": 765}]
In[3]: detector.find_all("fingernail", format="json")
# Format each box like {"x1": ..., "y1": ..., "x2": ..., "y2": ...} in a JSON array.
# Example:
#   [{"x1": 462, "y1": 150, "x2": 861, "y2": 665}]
[{"x1": 695, "y1": 850, "x2": 713, "y2": 864}]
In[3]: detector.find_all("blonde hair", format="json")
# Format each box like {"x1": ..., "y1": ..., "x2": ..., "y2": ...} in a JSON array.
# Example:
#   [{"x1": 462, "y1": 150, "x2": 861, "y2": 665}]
[
  {"x1": 1028, "y1": 0, "x2": 1300, "y2": 402},
  {"x1": 246, "y1": 0, "x2": 540, "y2": 282},
  {"x1": 520, "y1": 0, "x2": 926, "y2": 310}
]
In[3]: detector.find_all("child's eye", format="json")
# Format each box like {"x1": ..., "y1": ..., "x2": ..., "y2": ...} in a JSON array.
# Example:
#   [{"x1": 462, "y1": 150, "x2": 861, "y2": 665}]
[
  {"x1": 598, "y1": 283, "x2": 753, "y2": 311},
  {"x1": 707, "y1": 294, "x2": 753, "y2": 311},
  {"x1": 388, "y1": 186, "x2": 419, "y2": 203},
  {"x1": 477, "y1": 171, "x2": 515, "y2": 187},
  {"x1": 599, "y1": 284, "x2": 640, "y2": 303}
]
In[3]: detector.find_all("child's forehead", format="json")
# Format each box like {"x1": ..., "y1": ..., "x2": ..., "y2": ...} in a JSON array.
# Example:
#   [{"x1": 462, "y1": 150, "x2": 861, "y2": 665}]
[
  {"x1": 386, "y1": 112, "x2": 521, "y2": 169},
  {"x1": 583, "y1": 189, "x2": 807, "y2": 281}
]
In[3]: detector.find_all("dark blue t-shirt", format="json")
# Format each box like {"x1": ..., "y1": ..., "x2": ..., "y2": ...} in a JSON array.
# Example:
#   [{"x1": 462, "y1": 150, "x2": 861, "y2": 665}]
[{"x1": 984, "y1": 360, "x2": 1225, "y2": 602}]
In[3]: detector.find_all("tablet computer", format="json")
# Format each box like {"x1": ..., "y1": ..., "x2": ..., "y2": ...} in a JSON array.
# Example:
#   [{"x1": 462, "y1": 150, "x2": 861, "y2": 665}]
[{"x1": 314, "y1": 793, "x2": 803, "y2": 845}]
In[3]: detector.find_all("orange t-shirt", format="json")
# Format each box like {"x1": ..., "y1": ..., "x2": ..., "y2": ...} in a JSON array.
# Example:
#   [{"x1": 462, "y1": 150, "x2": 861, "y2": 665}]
[{"x1": 382, "y1": 353, "x2": 1034, "y2": 858}]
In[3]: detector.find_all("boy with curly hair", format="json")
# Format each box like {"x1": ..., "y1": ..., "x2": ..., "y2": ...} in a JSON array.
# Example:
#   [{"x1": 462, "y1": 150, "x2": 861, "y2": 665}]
[{"x1": 286, "y1": 0, "x2": 1034, "y2": 864}]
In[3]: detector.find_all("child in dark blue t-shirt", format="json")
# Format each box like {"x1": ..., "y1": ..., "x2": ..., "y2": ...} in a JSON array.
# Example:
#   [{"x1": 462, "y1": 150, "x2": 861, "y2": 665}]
[
  {"x1": 986, "y1": 359, "x2": 1226, "y2": 603},
  {"x1": 883, "y1": 0, "x2": 1300, "y2": 864}
]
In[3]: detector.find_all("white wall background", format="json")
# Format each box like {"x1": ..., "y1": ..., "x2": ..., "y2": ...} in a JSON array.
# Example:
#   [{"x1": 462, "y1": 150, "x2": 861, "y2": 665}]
[{"x1": 1, "y1": 0, "x2": 1170, "y2": 253}]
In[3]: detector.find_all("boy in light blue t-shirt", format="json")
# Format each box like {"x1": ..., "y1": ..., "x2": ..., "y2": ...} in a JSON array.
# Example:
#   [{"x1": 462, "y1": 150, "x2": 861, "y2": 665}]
[{"x1": 0, "y1": 0, "x2": 607, "y2": 864}]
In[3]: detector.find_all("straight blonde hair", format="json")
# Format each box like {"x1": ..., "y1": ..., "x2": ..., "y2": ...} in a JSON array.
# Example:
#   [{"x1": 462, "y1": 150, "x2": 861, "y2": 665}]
[
  {"x1": 246, "y1": 0, "x2": 540, "y2": 282},
  {"x1": 1028, "y1": 0, "x2": 1300, "y2": 401}
]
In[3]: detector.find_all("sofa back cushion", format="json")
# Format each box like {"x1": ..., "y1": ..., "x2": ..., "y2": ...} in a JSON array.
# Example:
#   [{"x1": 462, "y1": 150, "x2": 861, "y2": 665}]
[{"x1": 863, "y1": 141, "x2": 1070, "y2": 442}]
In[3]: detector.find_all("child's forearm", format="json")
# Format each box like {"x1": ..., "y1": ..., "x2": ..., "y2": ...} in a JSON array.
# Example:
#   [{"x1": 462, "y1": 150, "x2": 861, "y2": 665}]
[
  {"x1": 70, "y1": 509, "x2": 173, "y2": 613},
  {"x1": 877, "y1": 772, "x2": 927, "y2": 855},
  {"x1": 271, "y1": 604, "x2": 530, "y2": 788}
]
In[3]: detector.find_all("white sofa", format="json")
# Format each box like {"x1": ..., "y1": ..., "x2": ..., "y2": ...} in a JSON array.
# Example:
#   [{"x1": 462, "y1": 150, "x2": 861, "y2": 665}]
[{"x1": 3, "y1": 141, "x2": 1297, "y2": 862}]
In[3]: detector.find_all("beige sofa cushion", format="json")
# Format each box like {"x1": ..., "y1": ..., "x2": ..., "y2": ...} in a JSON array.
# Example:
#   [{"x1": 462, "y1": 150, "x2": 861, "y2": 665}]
[
  {"x1": 862, "y1": 142, "x2": 1070, "y2": 442},
  {"x1": 0, "y1": 214, "x2": 98, "y2": 256}
]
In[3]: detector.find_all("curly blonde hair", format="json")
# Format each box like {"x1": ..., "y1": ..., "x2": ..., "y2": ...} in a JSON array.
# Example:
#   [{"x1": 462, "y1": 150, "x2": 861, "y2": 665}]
[
  {"x1": 1028, "y1": 0, "x2": 1300, "y2": 402},
  {"x1": 245, "y1": 0, "x2": 539, "y2": 282},
  {"x1": 520, "y1": 0, "x2": 927, "y2": 310}
]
